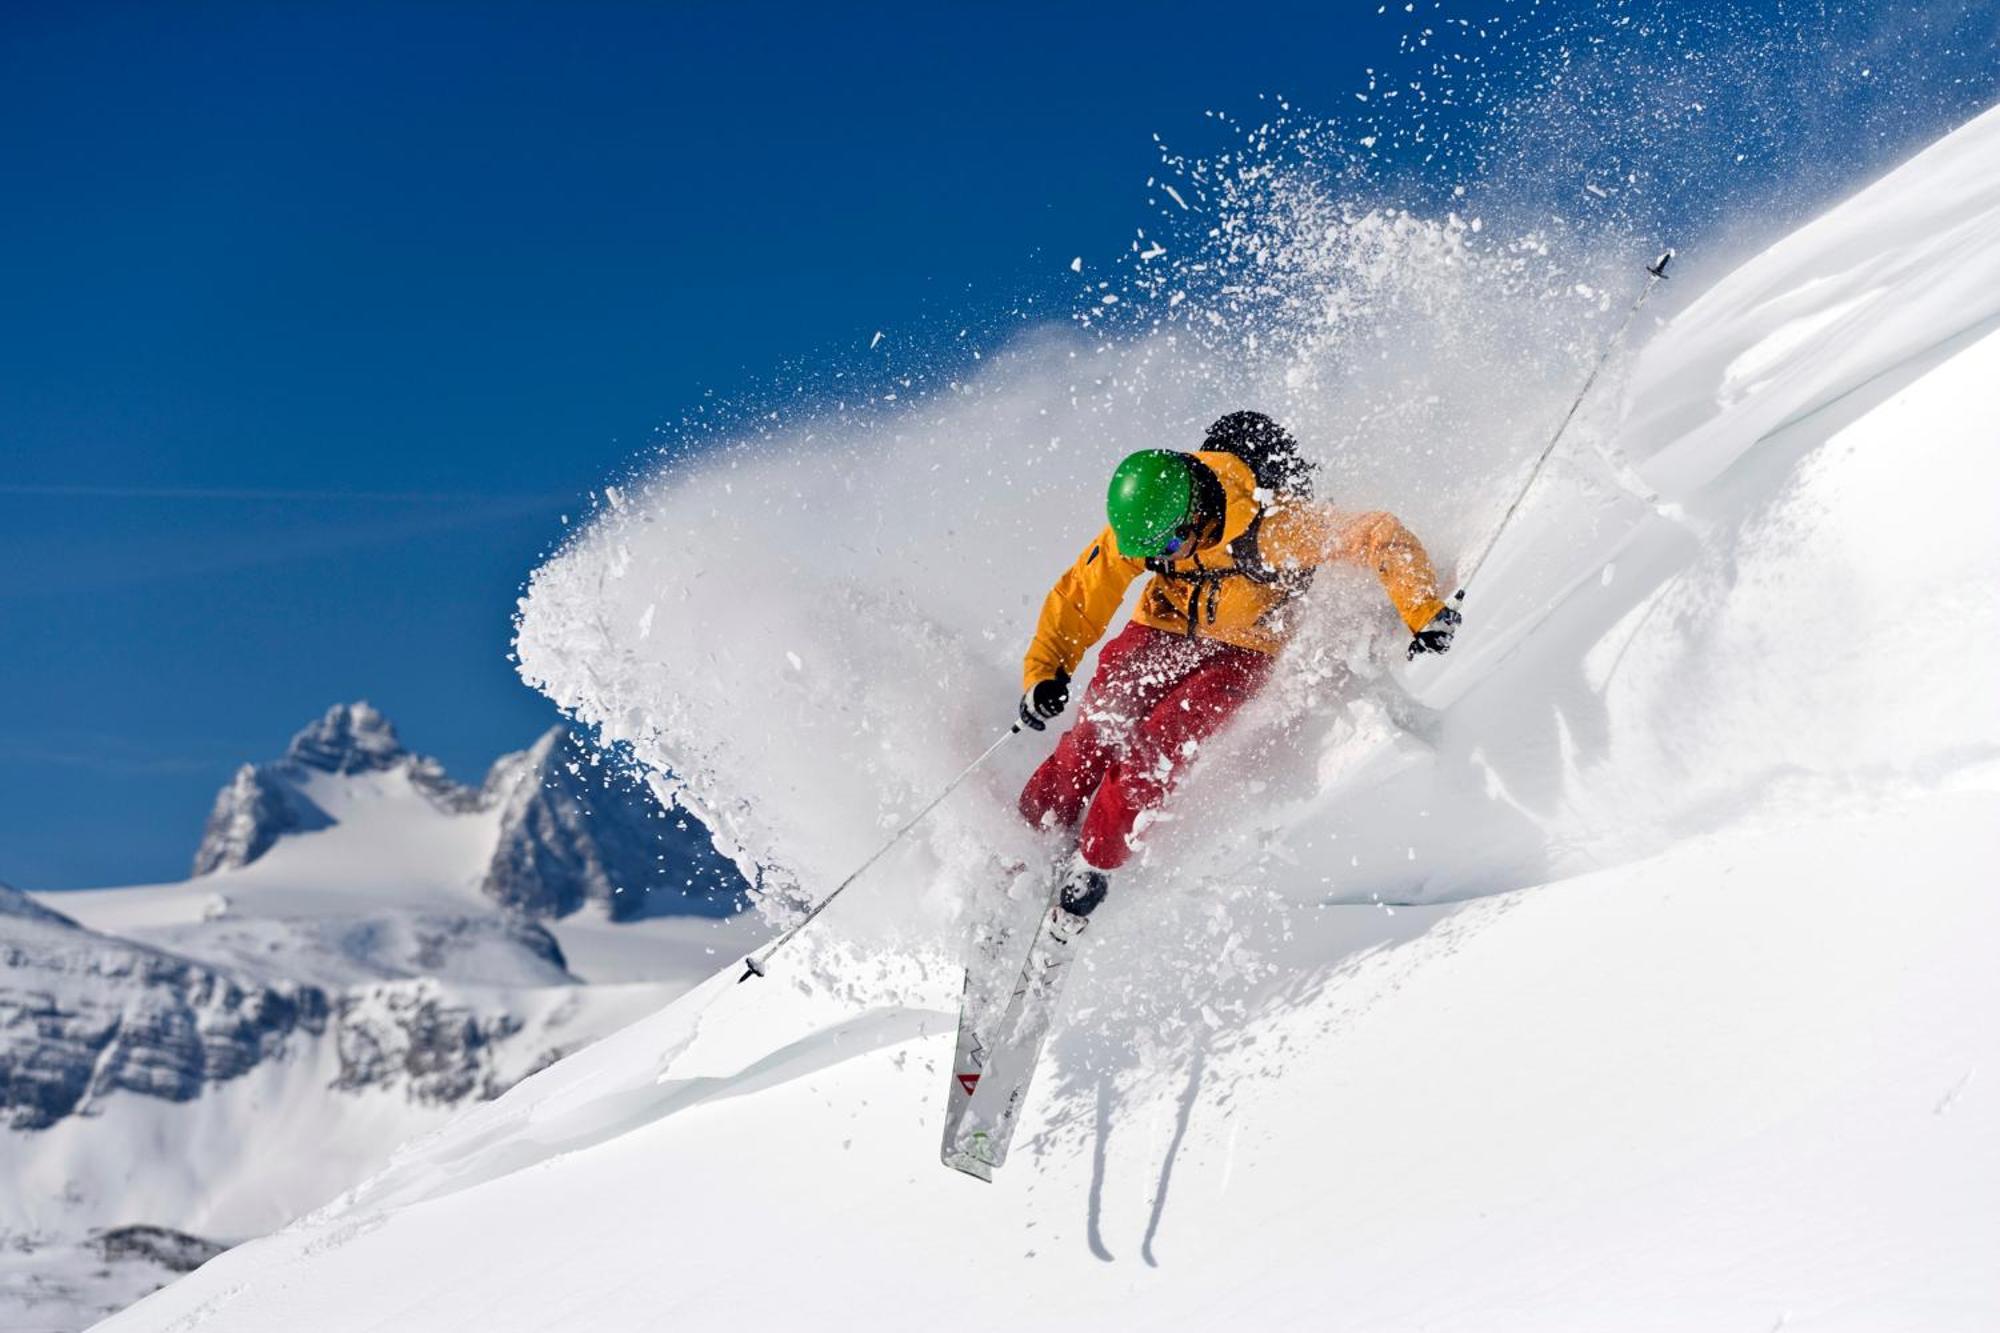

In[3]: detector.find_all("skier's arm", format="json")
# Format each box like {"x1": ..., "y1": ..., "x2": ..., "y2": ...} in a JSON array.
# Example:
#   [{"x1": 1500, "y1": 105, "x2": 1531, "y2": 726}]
[
  {"x1": 1022, "y1": 526, "x2": 1144, "y2": 690},
  {"x1": 1286, "y1": 506, "x2": 1447, "y2": 633}
]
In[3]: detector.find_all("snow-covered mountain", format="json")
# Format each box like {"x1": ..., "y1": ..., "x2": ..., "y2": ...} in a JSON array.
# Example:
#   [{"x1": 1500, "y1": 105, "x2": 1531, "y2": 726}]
[
  {"x1": 1, "y1": 707, "x2": 766, "y2": 1331},
  {"x1": 193, "y1": 702, "x2": 470, "y2": 875},
  {"x1": 192, "y1": 702, "x2": 744, "y2": 921},
  {"x1": 97, "y1": 106, "x2": 2000, "y2": 1333},
  {"x1": 0, "y1": 884, "x2": 326, "y2": 1134}
]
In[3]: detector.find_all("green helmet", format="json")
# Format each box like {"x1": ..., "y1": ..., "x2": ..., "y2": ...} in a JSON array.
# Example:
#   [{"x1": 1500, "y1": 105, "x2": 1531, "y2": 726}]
[{"x1": 1106, "y1": 450, "x2": 1193, "y2": 558}]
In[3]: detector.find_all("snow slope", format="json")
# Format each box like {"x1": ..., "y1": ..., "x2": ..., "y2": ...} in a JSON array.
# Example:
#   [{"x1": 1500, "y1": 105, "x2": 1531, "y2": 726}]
[
  {"x1": 103, "y1": 104, "x2": 2000, "y2": 1330},
  {"x1": 92, "y1": 797, "x2": 2000, "y2": 1332}
]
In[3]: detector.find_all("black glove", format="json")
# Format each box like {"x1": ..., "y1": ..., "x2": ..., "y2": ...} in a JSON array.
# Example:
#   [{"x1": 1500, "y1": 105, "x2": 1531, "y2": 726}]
[
  {"x1": 1407, "y1": 596, "x2": 1463, "y2": 659},
  {"x1": 1018, "y1": 669, "x2": 1071, "y2": 731}
]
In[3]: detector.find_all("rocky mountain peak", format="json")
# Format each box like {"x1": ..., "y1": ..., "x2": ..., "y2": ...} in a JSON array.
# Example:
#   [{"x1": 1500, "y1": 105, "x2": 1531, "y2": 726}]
[
  {"x1": 189, "y1": 705, "x2": 746, "y2": 920},
  {"x1": 479, "y1": 729, "x2": 745, "y2": 921},
  {"x1": 284, "y1": 702, "x2": 408, "y2": 776},
  {"x1": 193, "y1": 704, "x2": 445, "y2": 876},
  {"x1": 192, "y1": 764, "x2": 333, "y2": 876}
]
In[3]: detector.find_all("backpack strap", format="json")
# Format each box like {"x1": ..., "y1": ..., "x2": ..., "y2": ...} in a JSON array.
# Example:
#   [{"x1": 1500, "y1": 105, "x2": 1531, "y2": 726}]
[{"x1": 1145, "y1": 507, "x2": 1316, "y2": 637}]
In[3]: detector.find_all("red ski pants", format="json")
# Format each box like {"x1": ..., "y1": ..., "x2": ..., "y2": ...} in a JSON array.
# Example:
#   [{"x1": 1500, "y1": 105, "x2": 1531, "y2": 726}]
[{"x1": 1018, "y1": 622, "x2": 1272, "y2": 870}]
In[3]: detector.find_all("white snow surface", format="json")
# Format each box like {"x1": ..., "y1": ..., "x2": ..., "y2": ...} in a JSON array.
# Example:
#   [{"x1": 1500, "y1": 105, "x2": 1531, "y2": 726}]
[
  {"x1": 105, "y1": 105, "x2": 2000, "y2": 1330},
  {"x1": 95, "y1": 798, "x2": 2000, "y2": 1332}
]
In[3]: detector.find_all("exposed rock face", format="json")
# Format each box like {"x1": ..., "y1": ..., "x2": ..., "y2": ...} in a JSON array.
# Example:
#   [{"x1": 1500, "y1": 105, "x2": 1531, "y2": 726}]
[
  {"x1": 397, "y1": 912, "x2": 570, "y2": 982},
  {"x1": 0, "y1": 886, "x2": 329, "y2": 1131},
  {"x1": 480, "y1": 728, "x2": 746, "y2": 921},
  {"x1": 407, "y1": 754, "x2": 485, "y2": 814},
  {"x1": 0, "y1": 883, "x2": 580, "y2": 1132},
  {"x1": 4, "y1": 1226, "x2": 232, "y2": 1331},
  {"x1": 282, "y1": 701, "x2": 408, "y2": 776},
  {"x1": 332, "y1": 982, "x2": 526, "y2": 1106},
  {"x1": 191, "y1": 764, "x2": 332, "y2": 876},
  {"x1": 92, "y1": 1225, "x2": 227, "y2": 1274}
]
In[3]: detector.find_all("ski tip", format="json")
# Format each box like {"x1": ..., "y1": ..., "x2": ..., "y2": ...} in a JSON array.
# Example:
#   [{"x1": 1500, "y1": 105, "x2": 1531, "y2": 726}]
[
  {"x1": 1648, "y1": 248, "x2": 1675, "y2": 278},
  {"x1": 737, "y1": 956, "x2": 766, "y2": 983}
]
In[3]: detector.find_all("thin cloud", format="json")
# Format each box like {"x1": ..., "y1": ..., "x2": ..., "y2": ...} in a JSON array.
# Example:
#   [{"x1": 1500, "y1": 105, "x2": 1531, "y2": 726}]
[
  {"x1": 0, "y1": 740, "x2": 235, "y2": 778},
  {"x1": 0, "y1": 483, "x2": 566, "y2": 503},
  {"x1": 0, "y1": 495, "x2": 570, "y2": 599}
]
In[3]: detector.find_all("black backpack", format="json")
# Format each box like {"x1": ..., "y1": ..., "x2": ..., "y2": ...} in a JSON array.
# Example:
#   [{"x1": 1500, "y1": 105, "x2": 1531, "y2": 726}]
[{"x1": 1202, "y1": 411, "x2": 1314, "y2": 498}]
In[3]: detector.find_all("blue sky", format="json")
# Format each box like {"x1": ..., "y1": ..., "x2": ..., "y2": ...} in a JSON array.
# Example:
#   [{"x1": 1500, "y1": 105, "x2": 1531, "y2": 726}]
[{"x1": 3, "y1": 2, "x2": 1994, "y2": 888}]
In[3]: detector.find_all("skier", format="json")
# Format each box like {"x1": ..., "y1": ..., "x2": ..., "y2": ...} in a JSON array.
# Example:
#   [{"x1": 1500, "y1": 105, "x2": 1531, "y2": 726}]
[{"x1": 1014, "y1": 411, "x2": 1459, "y2": 921}]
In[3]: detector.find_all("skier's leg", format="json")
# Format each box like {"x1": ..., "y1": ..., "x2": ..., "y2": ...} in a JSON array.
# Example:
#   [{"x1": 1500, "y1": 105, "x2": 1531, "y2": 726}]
[
  {"x1": 1017, "y1": 624, "x2": 1189, "y2": 832},
  {"x1": 1076, "y1": 643, "x2": 1272, "y2": 869}
]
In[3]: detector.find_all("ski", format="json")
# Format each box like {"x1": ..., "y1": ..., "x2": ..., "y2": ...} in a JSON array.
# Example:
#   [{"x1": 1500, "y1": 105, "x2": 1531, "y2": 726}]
[
  {"x1": 940, "y1": 972, "x2": 990, "y2": 1156},
  {"x1": 942, "y1": 889, "x2": 1092, "y2": 1181},
  {"x1": 939, "y1": 861, "x2": 1049, "y2": 1162}
]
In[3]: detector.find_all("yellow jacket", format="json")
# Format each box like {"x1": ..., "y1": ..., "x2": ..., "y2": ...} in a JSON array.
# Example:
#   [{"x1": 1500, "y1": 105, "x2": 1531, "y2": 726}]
[{"x1": 1023, "y1": 451, "x2": 1447, "y2": 689}]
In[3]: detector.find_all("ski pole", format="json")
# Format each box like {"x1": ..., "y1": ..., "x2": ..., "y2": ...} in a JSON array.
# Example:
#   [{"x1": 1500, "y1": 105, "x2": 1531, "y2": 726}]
[
  {"x1": 1452, "y1": 248, "x2": 1674, "y2": 599},
  {"x1": 737, "y1": 722, "x2": 1023, "y2": 982}
]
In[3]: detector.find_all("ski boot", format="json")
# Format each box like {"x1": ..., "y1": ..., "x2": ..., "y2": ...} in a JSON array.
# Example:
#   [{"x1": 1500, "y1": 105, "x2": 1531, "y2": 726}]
[{"x1": 1051, "y1": 860, "x2": 1109, "y2": 940}]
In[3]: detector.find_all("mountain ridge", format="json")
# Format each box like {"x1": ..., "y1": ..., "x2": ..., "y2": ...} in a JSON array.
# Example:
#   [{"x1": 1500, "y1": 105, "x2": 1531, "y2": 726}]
[{"x1": 191, "y1": 702, "x2": 746, "y2": 921}]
